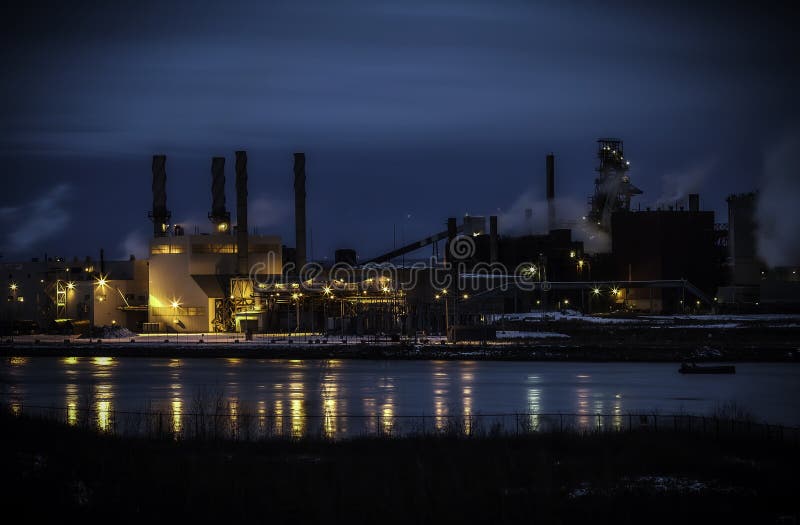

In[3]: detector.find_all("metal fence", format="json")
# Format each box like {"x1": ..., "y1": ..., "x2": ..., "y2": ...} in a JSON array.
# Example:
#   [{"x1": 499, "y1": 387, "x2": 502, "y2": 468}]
[{"x1": 5, "y1": 402, "x2": 798, "y2": 444}]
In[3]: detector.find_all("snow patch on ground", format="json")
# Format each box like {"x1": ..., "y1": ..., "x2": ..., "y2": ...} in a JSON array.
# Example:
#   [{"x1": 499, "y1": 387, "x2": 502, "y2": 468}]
[
  {"x1": 645, "y1": 314, "x2": 800, "y2": 322},
  {"x1": 496, "y1": 331, "x2": 570, "y2": 339},
  {"x1": 668, "y1": 323, "x2": 740, "y2": 329},
  {"x1": 490, "y1": 310, "x2": 645, "y2": 324}
]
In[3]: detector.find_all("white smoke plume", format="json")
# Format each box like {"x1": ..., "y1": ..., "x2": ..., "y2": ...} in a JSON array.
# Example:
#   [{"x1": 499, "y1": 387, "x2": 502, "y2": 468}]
[
  {"x1": 498, "y1": 191, "x2": 611, "y2": 254},
  {"x1": 0, "y1": 183, "x2": 71, "y2": 255},
  {"x1": 249, "y1": 195, "x2": 289, "y2": 229},
  {"x1": 119, "y1": 230, "x2": 149, "y2": 260},
  {"x1": 653, "y1": 158, "x2": 717, "y2": 208},
  {"x1": 756, "y1": 135, "x2": 800, "y2": 268}
]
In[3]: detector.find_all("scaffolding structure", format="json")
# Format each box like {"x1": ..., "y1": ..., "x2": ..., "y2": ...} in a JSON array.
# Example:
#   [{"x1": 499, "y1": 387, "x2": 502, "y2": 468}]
[{"x1": 588, "y1": 138, "x2": 642, "y2": 231}]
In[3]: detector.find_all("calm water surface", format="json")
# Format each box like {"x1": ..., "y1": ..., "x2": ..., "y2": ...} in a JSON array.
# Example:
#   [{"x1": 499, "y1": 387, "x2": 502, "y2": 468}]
[{"x1": 2, "y1": 357, "x2": 799, "y2": 437}]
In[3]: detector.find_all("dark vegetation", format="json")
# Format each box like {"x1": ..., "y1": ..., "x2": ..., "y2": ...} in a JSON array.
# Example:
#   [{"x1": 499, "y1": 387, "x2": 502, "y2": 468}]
[{"x1": 2, "y1": 410, "x2": 798, "y2": 524}]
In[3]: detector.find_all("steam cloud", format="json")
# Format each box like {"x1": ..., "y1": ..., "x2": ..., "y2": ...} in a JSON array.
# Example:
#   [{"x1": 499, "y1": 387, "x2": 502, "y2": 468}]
[
  {"x1": 498, "y1": 191, "x2": 610, "y2": 253},
  {"x1": 653, "y1": 158, "x2": 717, "y2": 208},
  {"x1": 756, "y1": 135, "x2": 800, "y2": 267},
  {"x1": 249, "y1": 195, "x2": 289, "y2": 229},
  {"x1": 0, "y1": 183, "x2": 71, "y2": 255},
  {"x1": 119, "y1": 230, "x2": 149, "y2": 260}
]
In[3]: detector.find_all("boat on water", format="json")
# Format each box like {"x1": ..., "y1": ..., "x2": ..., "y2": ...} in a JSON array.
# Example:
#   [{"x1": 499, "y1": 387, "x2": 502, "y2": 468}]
[{"x1": 679, "y1": 362, "x2": 736, "y2": 374}]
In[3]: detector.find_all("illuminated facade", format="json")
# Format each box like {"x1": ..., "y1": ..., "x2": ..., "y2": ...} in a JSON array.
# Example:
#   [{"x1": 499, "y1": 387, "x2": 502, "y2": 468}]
[{"x1": 148, "y1": 233, "x2": 282, "y2": 333}]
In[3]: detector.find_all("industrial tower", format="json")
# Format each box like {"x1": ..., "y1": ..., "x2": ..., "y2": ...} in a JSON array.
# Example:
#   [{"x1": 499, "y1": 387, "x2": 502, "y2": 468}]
[{"x1": 588, "y1": 138, "x2": 642, "y2": 231}]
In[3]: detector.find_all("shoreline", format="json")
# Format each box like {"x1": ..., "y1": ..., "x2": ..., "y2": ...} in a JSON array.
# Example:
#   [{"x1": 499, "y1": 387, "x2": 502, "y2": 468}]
[{"x1": 2, "y1": 340, "x2": 799, "y2": 361}]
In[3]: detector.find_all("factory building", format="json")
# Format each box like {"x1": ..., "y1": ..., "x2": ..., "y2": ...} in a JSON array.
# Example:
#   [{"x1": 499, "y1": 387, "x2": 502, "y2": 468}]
[
  {"x1": 610, "y1": 197, "x2": 718, "y2": 312},
  {"x1": 717, "y1": 192, "x2": 800, "y2": 308},
  {"x1": 148, "y1": 232, "x2": 281, "y2": 333},
  {"x1": 2, "y1": 255, "x2": 148, "y2": 333},
  {"x1": 5, "y1": 138, "x2": 800, "y2": 338},
  {"x1": 146, "y1": 151, "x2": 282, "y2": 333}
]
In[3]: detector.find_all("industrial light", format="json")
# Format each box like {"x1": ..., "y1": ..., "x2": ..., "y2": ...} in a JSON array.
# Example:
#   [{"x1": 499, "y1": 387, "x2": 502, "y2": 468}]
[
  {"x1": 170, "y1": 299, "x2": 181, "y2": 309},
  {"x1": 564, "y1": 299, "x2": 569, "y2": 305},
  {"x1": 323, "y1": 286, "x2": 332, "y2": 295},
  {"x1": 577, "y1": 260, "x2": 584, "y2": 268},
  {"x1": 434, "y1": 294, "x2": 440, "y2": 300},
  {"x1": 569, "y1": 251, "x2": 576, "y2": 259},
  {"x1": 291, "y1": 292, "x2": 299, "y2": 300},
  {"x1": 611, "y1": 287, "x2": 619, "y2": 296},
  {"x1": 592, "y1": 288, "x2": 600, "y2": 295},
  {"x1": 67, "y1": 282, "x2": 76, "y2": 290},
  {"x1": 10, "y1": 283, "x2": 17, "y2": 291},
  {"x1": 217, "y1": 223, "x2": 229, "y2": 232},
  {"x1": 462, "y1": 294, "x2": 469, "y2": 300},
  {"x1": 441, "y1": 289, "x2": 448, "y2": 295},
  {"x1": 95, "y1": 274, "x2": 108, "y2": 288}
]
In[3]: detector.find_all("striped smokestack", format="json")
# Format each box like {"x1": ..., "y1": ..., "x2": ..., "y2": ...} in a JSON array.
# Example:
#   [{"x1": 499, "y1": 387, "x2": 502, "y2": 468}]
[
  {"x1": 150, "y1": 154, "x2": 170, "y2": 237},
  {"x1": 489, "y1": 215, "x2": 498, "y2": 263},
  {"x1": 210, "y1": 157, "x2": 230, "y2": 232},
  {"x1": 235, "y1": 151, "x2": 248, "y2": 275},
  {"x1": 546, "y1": 153, "x2": 555, "y2": 231},
  {"x1": 294, "y1": 152, "x2": 307, "y2": 270}
]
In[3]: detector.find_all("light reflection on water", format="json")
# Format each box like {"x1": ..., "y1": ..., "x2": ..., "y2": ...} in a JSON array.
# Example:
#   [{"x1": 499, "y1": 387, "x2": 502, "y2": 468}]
[
  {"x1": 462, "y1": 367, "x2": 474, "y2": 435},
  {"x1": 433, "y1": 361, "x2": 449, "y2": 431},
  {"x1": 527, "y1": 375, "x2": 541, "y2": 430},
  {"x1": 2, "y1": 358, "x2": 798, "y2": 438},
  {"x1": 288, "y1": 363, "x2": 305, "y2": 437}
]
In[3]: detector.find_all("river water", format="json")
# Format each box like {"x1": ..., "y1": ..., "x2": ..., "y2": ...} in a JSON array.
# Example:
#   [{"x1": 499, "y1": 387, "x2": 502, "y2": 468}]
[{"x1": 2, "y1": 357, "x2": 798, "y2": 437}]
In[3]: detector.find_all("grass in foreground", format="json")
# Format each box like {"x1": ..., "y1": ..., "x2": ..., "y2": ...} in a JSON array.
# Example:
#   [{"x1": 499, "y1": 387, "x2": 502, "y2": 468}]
[{"x1": 1, "y1": 412, "x2": 798, "y2": 524}]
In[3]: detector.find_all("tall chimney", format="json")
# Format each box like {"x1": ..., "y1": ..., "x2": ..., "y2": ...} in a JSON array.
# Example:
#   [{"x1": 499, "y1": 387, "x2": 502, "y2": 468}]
[
  {"x1": 546, "y1": 153, "x2": 555, "y2": 232},
  {"x1": 210, "y1": 157, "x2": 230, "y2": 232},
  {"x1": 489, "y1": 215, "x2": 498, "y2": 263},
  {"x1": 293, "y1": 152, "x2": 307, "y2": 270},
  {"x1": 688, "y1": 193, "x2": 700, "y2": 212},
  {"x1": 235, "y1": 151, "x2": 248, "y2": 275},
  {"x1": 150, "y1": 155, "x2": 170, "y2": 237}
]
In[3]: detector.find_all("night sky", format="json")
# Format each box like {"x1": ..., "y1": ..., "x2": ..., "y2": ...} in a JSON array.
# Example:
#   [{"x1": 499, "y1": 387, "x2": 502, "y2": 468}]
[{"x1": 2, "y1": 1, "x2": 798, "y2": 263}]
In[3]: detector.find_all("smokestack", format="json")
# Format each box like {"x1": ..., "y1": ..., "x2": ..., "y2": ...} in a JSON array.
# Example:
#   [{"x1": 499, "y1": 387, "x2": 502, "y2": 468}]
[
  {"x1": 546, "y1": 153, "x2": 555, "y2": 231},
  {"x1": 294, "y1": 152, "x2": 307, "y2": 270},
  {"x1": 150, "y1": 155, "x2": 170, "y2": 237},
  {"x1": 688, "y1": 193, "x2": 700, "y2": 212},
  {"x1": 489, "y1": 215, "x2": 498, "y2": 263},
  {"x1": 210, "y1": 157, "x2": 230, "y2": 232},
  {"x1": 235, "y1": 151, "x2": 248, "y2": 275}
]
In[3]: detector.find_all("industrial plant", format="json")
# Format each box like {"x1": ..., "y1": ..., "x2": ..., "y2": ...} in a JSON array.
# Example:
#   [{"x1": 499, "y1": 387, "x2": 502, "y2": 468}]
[{"x1": 3, "y1": 139, "x2": 799, "y2": 339}]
